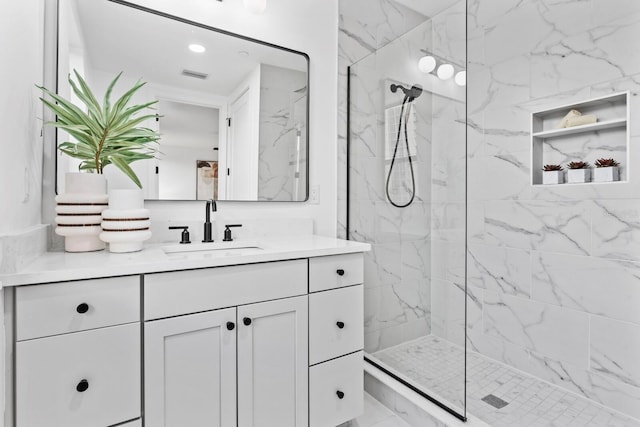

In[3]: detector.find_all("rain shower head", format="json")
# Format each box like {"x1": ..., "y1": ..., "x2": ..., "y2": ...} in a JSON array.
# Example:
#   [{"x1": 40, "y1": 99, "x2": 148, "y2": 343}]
[{"x1": 390, "y1": 83, "x2": 423, "y2": 101}]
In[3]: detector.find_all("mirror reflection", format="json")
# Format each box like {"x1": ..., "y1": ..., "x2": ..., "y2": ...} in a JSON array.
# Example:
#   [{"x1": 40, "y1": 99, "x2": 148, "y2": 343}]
[{"x1": 57, "y1": 0, "x2": 309, "y2": 201}]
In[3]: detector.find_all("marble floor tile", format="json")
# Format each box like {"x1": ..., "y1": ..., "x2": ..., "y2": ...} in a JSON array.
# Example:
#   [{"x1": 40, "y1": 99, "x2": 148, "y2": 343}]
[{"x1": 371, "y1": 335, "x2": 640, "y2": 427}]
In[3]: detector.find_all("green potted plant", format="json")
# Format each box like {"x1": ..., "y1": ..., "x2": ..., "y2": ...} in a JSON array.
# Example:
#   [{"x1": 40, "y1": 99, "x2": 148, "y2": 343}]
[
  {"x1": 566, "y1": 161, "x2": 590, "y2": 184},
  {"x1": 39, "y1": 70, "x2": 160, "y2": 252},
  {"x1": 593, "y1": 158, "x2": 620, "y2": 182},
  {"x1": 542, "y1": 164, "x2": 564, "y2": 184},
  {"x1": 39, "y1": 70, "x2": 160, "y2": 187}
]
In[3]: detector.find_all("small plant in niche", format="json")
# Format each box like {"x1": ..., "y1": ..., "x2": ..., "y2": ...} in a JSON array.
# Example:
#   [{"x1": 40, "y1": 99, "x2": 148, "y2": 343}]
[
  {"x1": 567, "y1": 161, "x2": 591, "y2": 184},
  {"x1": 567, "y1": 161, "x2": 589, "y2": 169},
  {"x1": 594, "y1": 158, "x2": 620, "y2": 168},
  {"x1": 593, "y1": 158, "x2": 620, "y2": 182},
  {"x1": 542, "y1": 164, "x2": 563, "y2": 171},
  {"x1": 542, "y1": 164, "x2": 564, "y2": 185}
]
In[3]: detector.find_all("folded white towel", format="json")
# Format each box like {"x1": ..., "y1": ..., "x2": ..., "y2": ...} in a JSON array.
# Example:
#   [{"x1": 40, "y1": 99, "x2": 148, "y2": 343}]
[
  {"x1": 566, "y1": 114, "x2": 597, "y2": 127},
  {"x1": 556, "y1": 109, "x2": 582, "y2": 129}
]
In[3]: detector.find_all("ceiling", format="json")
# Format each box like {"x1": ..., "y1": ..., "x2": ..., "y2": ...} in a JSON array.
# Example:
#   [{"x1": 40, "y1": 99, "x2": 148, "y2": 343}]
[{"x1": 69, "y1": 0, "x2": 307, "y2": 96}]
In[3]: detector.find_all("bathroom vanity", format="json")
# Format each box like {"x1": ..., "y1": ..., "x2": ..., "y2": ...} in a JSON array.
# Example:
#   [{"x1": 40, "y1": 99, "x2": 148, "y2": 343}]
[{"x1": 1, "y1": 236, "x2": 369, "y2": 427}]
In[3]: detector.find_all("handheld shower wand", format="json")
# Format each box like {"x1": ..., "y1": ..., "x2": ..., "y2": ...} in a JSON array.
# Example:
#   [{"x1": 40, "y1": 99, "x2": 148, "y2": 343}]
[{"x1": 385, "y1": 83, "x2": 422, "y2": 208}]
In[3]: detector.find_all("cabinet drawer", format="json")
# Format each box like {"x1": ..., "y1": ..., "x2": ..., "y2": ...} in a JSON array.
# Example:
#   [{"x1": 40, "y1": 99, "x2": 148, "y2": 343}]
[
  {"x1": 16, "y1": 323, "x2": 141, "y2": 427},
  {"x1": 309, "y1": 253, "x2": 363, "y2": 292},
  {"x1": 309, "y1": 285, "x2": 363, "y2": 365},
  {"x1": 16, "y1": 276, "x2": 140, "y2": 341},
  {"x1": 145, "y1": 259, "x2": 307, "y2": 320},
  {"x1": 309, "y1": 351, "x2": 364, "y2": 427}
]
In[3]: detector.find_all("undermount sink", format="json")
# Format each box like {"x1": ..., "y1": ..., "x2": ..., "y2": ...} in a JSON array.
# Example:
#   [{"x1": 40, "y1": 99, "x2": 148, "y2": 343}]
[{"x1": 162, "y1": 241, "x2": 261, "y2": 254}]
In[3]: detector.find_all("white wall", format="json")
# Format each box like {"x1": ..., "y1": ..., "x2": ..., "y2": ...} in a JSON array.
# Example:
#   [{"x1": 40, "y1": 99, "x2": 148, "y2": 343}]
[
  {"x1": 0, "y1": 0, "x2": 45, "y2": 236},
  {"x1": 0, "y1": 1, "x2": 47, "y2": 424},
  {"x1": 44, "y1": 0, "x2": 339, "y2": 239}
]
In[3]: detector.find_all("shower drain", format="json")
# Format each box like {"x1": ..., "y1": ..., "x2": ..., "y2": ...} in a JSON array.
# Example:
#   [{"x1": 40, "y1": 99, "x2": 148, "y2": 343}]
[{"x1": 481, "y1": 394, "x2": 510, "y2": 409}]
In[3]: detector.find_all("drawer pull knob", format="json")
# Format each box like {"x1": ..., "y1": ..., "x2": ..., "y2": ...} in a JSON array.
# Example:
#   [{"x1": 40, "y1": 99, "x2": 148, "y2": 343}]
[
  {"x1": 76, "y1": 303, "x2": 89, "y2": 314},
  {"x1": 226, "y1": 322, "x2": 235, "y2": 331},
  {"x1": 243, "y1": 317, "x2": 252, "y2": 326},
  {"x1": 336, "y1": 321, "x2": 345, "y2": 329},
  {"x1": 336, "y1": 390, "x2": 345, "y2": 399},
  {"x1": 76, "y1": 379, "x2": 89, "y2": 393},
  {"x1": 336, "y1": 269, "x2": 345, "y2": 276}
]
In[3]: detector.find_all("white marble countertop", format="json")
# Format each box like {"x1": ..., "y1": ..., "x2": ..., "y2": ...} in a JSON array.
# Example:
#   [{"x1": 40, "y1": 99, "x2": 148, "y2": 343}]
[{"x1": 0, "y1": 235, "x2": 370, "y2": 287}]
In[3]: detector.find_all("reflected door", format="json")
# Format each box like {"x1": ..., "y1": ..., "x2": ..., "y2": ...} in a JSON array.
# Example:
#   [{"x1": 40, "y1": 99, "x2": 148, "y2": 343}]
[{"x1": 226, "y1": 88, "x2": 259, "y2": 200}]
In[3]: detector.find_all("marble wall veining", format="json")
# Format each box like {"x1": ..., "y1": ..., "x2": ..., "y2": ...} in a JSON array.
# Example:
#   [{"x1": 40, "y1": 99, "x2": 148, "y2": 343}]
[
  {"x1": 340, "y1": 0, "x2": 433, "y2": 353},
  {"x1": 465, "y1": 0, "x2": 640, "y2": 420},
  {"x1": 345, "y1": 2, "x2": 468, "y2": 394},
  {"x1": 338, "y1": 0, "x2": 428, "y2": 240}
]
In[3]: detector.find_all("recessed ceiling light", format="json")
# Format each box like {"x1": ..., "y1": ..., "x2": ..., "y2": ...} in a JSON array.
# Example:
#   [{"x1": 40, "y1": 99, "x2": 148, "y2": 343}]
[{"x1": 189, "y1": 44, "x2": 206, "y2": 53}]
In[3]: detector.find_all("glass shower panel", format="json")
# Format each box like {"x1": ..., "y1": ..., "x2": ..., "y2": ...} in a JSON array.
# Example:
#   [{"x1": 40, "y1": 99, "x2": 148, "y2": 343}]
[{"x1": 348, "y1": 0, "x2": 467, "y2": 419}]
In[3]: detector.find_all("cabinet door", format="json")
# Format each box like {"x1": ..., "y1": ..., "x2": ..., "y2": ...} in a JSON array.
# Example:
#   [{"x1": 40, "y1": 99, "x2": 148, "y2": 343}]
[
  {"x1": 237, "y1": 296, "x2": 308, "y2": 427},
  {"x1": 145, "y1": 308, "x2": 236, "y2": 427}
]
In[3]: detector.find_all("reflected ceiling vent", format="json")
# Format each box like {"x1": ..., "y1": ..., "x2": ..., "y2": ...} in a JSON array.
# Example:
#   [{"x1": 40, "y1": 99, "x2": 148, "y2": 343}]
[{"x1": 181, "y1": 69, "x2": 209, "y2": 80}]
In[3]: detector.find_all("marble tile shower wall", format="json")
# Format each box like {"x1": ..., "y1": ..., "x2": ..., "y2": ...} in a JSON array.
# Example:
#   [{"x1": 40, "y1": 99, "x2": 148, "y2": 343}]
[
  {"x1": 344, "y1": 0, "x2": 468, "y2": 353},
  {"x1": 463, "y1": 0, "x2": 640, "y2": 421},
  {"x1": 339, "y1": 0, "x2": 430, "y2": 352},
  {"x1": 338, "y1": 0, "x2": 427, "y2": 240},
  {"x1": 350, "y1": 21, "x2": 434, "y2": 353}
]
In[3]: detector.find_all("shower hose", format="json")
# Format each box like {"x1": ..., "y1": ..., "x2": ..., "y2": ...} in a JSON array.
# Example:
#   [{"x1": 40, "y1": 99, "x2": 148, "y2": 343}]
[{"x1": 385, "y1": 95, "x2": 416, "y2": 208}]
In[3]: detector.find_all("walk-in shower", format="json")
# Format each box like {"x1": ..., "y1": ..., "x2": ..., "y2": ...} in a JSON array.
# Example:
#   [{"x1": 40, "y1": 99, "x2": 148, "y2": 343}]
[{"x1": 347, "y1": 0, "x2": 640, "y2": 425}]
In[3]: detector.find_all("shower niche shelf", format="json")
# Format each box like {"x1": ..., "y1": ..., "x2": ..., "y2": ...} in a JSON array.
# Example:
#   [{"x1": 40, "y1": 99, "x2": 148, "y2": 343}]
[{"x1": 530, "y1": 91, "x2": 630, "y2": 186}]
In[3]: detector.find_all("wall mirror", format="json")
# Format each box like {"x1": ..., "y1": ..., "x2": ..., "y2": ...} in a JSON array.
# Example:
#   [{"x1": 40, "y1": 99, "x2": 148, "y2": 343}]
[{"x1": 56, "y1": 0, "x2": 309, "y2": 201}]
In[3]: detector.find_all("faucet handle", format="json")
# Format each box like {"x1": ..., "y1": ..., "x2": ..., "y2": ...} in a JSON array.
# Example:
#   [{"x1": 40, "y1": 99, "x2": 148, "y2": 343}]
[
  {"x1": 222, "y1": 224, "x2": 242, "y2": 242},
  {"x1": 168, "y1": 226, "x2": 191, "y2": 244}
]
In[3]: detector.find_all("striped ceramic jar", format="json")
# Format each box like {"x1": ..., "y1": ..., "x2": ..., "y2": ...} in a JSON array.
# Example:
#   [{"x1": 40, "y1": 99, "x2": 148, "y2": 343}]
[
  {"x1": 55, "y1": 173, "x2": 108, "y2": 252},
  {"x1": 100, "y1": 189, "x2": 152, "y2": 253}
]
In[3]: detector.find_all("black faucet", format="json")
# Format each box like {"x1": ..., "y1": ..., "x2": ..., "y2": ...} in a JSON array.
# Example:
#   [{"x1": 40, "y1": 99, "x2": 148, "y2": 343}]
[{"x1": 203, "y1": 199, "x2": 217, "y2": 243}]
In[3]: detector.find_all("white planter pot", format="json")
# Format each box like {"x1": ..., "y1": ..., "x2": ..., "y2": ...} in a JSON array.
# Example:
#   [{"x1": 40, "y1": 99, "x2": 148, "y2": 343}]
[
  {"x1": 54, "y1": 173, "x2": 108, "y2": 252},
  {"x1": 542, "y1": 170, "x2": 564, "y2": 185},
  {"x1": 567, "y1": 168, "x2": 591, "y2": 184},
  {"x1": 593, "y1": 166, "x2": 619, "y2": 182},
  {"x1": 100, "y1": 189, "x2": 152, "y2": 253}
]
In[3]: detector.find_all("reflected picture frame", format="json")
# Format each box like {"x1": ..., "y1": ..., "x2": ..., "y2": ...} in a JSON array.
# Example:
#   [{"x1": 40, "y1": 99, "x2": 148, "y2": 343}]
[{"x1": 196, "y1": 160, "x2": 218, "y2": 200}]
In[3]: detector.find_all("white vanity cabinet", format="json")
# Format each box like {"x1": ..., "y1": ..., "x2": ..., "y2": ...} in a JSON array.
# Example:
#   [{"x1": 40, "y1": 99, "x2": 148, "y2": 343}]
[
  {"x1": 143, "y1": 260, "x2": 309, "y2": 427},
  {"x1": 4, "y1": 237, "x2": 369, "y2": 427}
]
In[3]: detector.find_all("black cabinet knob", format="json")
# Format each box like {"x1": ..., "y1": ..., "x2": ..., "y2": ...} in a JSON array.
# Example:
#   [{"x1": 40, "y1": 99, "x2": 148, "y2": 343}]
[
  {"x1": 336, "y1": 269, "x2": 345, "y2": 276},
  {"x1": 76, "y1": 303, "x2": 89, "y2": 314},
  {"x1": 336, "y1": 321, "x2": 345, "y2": 329},
  {"x1": 336, "y1": 390, "x2": 345, "y2": 399},
  {"x1": 76, "y1": 379, "x2": 89, "y2": 392},
  {"x1": 226, "y1": 322, "x2": 235, "y2": 331},
  {"x1": 243, "y1": 317, "x2": 252, "y2": 326}
]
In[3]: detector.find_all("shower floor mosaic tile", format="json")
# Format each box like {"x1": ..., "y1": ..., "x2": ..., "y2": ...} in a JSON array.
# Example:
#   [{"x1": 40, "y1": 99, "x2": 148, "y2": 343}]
[{"x1": 373, "y1": 335, "x2": 640, "y2": 427}]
